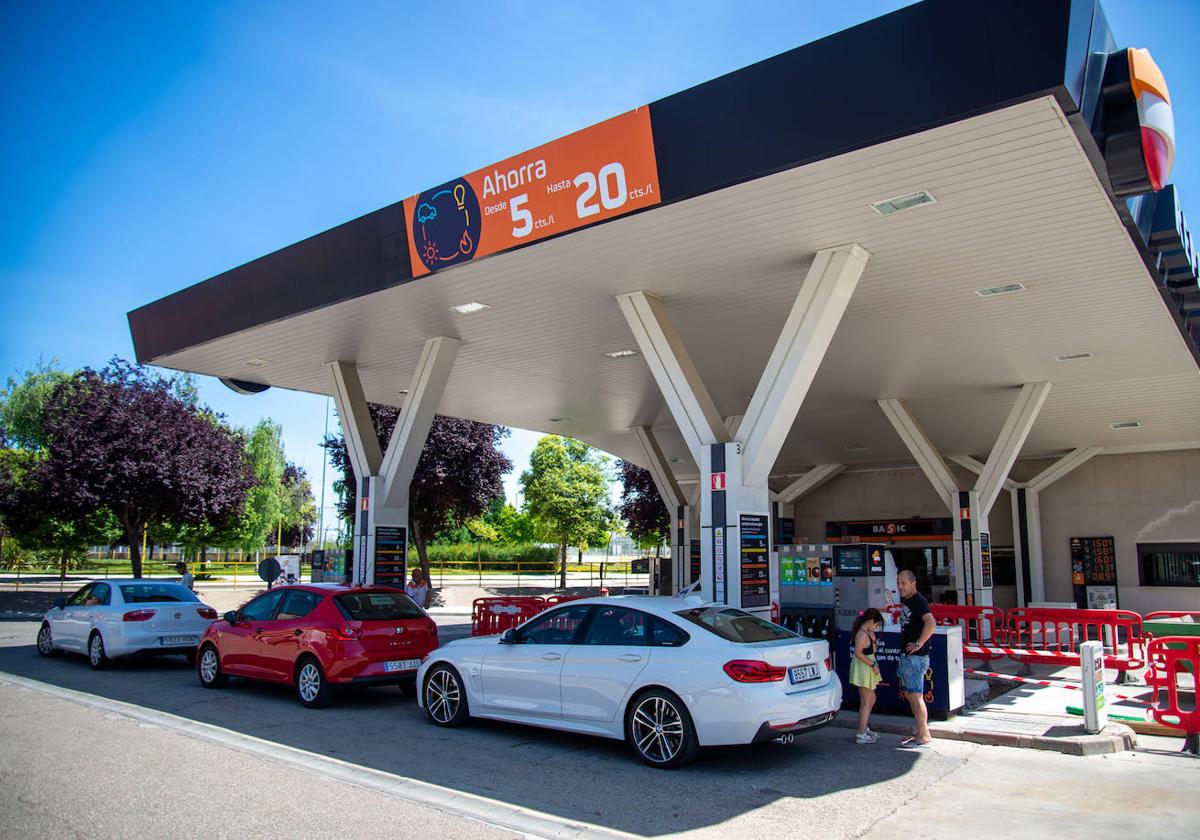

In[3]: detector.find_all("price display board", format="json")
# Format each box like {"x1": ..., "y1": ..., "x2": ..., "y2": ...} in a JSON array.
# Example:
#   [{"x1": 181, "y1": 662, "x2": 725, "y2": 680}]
[
  {"x1": 403, "y1": 108, "x2": 660, "y2": 277},
  {"x1": 689, "y1": 539, "x2": 701, "y2": 587},
  {"x1": 739, "y1": 513, "x2": 770, "y2": 608},
  {"x1": 375, "y1": 526, "x2": 407, "y2": 586},
  {"x1": 979, "y1": 532, "x2": 992, "y2": 589},
  {"x1": 1070, "y1": 536, "x2": 1118, "y2": 608}
]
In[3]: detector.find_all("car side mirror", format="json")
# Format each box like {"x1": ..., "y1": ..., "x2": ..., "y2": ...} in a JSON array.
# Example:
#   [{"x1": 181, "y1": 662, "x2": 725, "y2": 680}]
[
  {"x1": 52, "y1": 597, "x2": 66, "y2": 609},
  {"x1": 223, "y1": 611, "x2": 239, "y2": 625},
  {"x1": 500, "y1": 628, "x2": 517, "y2": 644}
]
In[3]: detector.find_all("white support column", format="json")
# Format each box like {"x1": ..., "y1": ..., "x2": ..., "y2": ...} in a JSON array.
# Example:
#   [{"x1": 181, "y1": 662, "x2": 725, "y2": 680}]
[
  {"x1": 1021, "y1": 447, "x2": 1102, "y2": 604},
  {"x1": 379, "y1": 337, "x2": 462, "y2": 509},
  {"x1": 615, "y1": 291, "x2": 730, "y2": 465},
  {"x1": 329, "y1": 361, "x2": 383, "y2": 480},
  {"x1": 877, "y1": 399, "x2": 957, "y2": 506},
  {"x1": 778, "y1": 464, "x2": 845, "y2": 505},
  {"x1": 632, "y1": 426, "x2": 690, "y2": 593},
  {"x1": 975, "y1": 382, "x2": 1051, "y2": 519},
  {"x1": 740, "y1": 244, "x2": 871, "y2": 486}
]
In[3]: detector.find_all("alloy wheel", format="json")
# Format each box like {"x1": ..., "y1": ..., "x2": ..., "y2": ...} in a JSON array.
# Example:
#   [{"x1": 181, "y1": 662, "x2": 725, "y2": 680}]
[
  {"x1": 298, "y1": 662, "x2": 322, "y2": 703},
  {"x1": 199, "y1": 649, "x2": 219, "y2": 683},
  {"x1": 427, "y1": 668, "x2": 460, "y2": 724},
  {"x1": 89, "y1": 635, "x2": 103, "y2": 667},
  {"x1": 631, "y1": 695, "x2": 685, "y2": 764},
  {"x1": 37, "y1": 625, "x2": 53, "y2": 655}
]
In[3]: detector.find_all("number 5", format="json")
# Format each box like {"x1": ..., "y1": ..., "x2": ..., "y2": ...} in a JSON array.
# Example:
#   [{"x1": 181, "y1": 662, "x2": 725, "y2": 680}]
[{"x1": 511, "y1": 194, "x2": 533, "y2": 237}]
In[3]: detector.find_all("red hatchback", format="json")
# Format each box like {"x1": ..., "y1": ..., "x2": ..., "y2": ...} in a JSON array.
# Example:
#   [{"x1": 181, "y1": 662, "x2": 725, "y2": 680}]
[{"x1": 196, "y1": 583, "x2": 438, "y2": 707}]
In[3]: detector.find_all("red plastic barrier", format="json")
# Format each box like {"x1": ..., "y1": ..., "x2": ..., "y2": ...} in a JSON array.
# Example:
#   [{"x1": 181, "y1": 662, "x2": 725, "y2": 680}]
[
  {"x1": 471, "y1": 597, "x2": 546, "y2": 637},
  {"x1": 544, "y1": 594, "x2": 588, "y2": 606},
  {"x1": 930, "y1": 604, "x2": 1007, "y2": 659},
  {"x1": 1005, "y1": 607, "x2": 1146, "y2": 672},
  {"x1": 1146, "y1": 637, "x2": 1200, "y2": 754}
]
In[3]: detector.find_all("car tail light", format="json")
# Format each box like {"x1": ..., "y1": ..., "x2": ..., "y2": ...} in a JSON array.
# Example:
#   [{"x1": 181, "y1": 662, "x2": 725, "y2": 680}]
[
  {"x1": 123, "y1": 609, "x2": 157, "y2": 622},
  {"x1": 197, "y1": 607, "x2": 218, "y2": 620},
  {"x1": 824, "y1": 657, "x2": 832, "y2": 671},
  {"x1": 723, "y1": 659, "x2": 787, "y2": 683},
  {"x1": 329, "y1": 625, "x2": 362, "y2": 641}
]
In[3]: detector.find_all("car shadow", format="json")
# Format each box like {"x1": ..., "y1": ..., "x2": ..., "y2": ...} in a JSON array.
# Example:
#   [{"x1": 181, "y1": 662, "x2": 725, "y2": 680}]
[{"x1": 0, "y1": 629, "x2": 926, "y2": 836}]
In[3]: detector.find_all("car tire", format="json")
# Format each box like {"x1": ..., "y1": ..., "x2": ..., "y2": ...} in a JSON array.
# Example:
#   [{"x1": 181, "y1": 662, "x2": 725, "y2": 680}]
[
  {"x1": 197, "y1": 644, "x2": 228, "y2": 688},
  {"x1": 625, "y1": 688, "x2": 700, "y2": 769},
  {"x1": 87, "y1": 631, "x2": 110, "y2": 671},
  {"x1": 423, "y1": 664, "x2": 469, "y2": 727},
  {"x1": 295, "y1": 656, "x2": 333, "y2": 709},
  {"x1": 36, "y1": 623, "x2": 60, "y2": 657}
]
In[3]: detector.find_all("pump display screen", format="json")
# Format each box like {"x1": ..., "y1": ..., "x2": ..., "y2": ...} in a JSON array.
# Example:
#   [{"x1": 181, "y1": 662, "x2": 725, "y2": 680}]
[{"x1": 836, "y1": 547, "x2": 866, "y2": 576}]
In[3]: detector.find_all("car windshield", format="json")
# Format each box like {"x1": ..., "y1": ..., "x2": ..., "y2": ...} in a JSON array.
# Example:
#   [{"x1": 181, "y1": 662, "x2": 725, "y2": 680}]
[
  {"x1": 119, "y1": 583, "x2": 199, "y2": 604},
  {"x1": 335, "y1": 591, "x2": 424, "y2": 621},
  {"x1": 674, "y1": 607, "x2": 797, "y2": 643}
]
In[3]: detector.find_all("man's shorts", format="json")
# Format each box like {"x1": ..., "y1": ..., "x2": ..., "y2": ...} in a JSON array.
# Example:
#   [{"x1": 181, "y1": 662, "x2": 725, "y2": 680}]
[{"x1": 897, "y1": 654, "x2": 930, "y2": 695}]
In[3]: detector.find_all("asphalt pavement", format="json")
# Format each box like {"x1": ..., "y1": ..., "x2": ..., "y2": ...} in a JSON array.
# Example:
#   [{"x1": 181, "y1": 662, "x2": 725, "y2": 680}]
[{"x1": 0, "y1": 619, "x2": 1195, "y2": 839}]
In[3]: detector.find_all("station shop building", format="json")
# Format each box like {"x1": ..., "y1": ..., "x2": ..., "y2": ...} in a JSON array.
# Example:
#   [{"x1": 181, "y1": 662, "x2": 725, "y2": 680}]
[{"x1": 129, "y1": 0, "x2": 1199, "y2": 618}]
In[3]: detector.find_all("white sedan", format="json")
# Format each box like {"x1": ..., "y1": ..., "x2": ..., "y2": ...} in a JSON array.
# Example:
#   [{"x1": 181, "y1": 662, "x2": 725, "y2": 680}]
[
  {"x1": 37, "y1": 579, "x2": 218, "y2": 669},
  {"x1": 417, "y1": 595, "x2": 841, "y2": 768}
]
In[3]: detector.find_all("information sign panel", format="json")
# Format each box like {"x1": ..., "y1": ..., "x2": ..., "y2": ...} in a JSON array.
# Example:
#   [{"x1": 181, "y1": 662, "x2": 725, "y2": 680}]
[
  {"x1": 739, "y1": 513, "x2": 770, "y2": 608},
  {"x1": 374, "y1": 526, "x2": 407, "y2": 586}
]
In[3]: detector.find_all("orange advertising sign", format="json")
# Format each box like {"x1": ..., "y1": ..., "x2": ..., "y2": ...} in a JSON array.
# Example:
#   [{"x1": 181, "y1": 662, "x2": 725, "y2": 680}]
[{"x1": 403, "y1": 107, "x2": 660, "y2": 277}]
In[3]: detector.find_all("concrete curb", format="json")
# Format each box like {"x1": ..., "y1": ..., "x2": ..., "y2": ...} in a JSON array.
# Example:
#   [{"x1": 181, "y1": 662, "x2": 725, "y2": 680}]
[{"x1": 831, "y1": 710, "x2": 1136, "y2": 756}]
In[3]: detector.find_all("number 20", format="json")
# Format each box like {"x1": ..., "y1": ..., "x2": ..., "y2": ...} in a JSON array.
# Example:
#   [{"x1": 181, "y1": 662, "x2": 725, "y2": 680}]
[{"x1": 574, "y1": 162, "x2": 627, "y2": 219}]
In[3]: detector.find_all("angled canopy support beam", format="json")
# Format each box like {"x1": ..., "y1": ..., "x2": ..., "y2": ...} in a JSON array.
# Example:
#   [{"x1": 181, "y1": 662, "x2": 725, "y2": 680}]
[
  {"x1": 778, "y1": 464, "x2": 845, "y2": 504},
  {"x1": 948, "y1": 454, "x2": 1017, "y2": 492},
  {"x1": 878, "y1": 398, "x2": 958, "y2": 506},
  {"x1": 631, "y1": 426, "x2": 685, "y2": 513},
  {"x1": 380, "y1": 337, "x2": 461, "y2": 509},
  {"x1": 329, "y1": 360, "x2": 383, "y2": 480},
  {"x1": 1028, "y1": 446, "x2": 1103, "y2": 493},
  {"x1": 976, "y1": 382, "x2": 1052, "y2": 518},
  {"x1": 740, "y1": 244, "x2": 871, "y2": 486},
  {"x1": 616, "y1": 291, "x2": 729, "y2": 465}
]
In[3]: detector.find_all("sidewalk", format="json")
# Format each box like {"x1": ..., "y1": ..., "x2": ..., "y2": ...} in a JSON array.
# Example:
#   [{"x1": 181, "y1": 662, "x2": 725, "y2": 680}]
[{"x1": 832, "y1": 659, "x2": 1193, "y2": 756}]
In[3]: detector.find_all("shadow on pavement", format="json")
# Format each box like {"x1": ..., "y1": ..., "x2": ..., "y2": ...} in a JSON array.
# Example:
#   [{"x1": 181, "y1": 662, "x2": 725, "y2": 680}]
[{"x1": 0, "y1": 624, "x2": 926, "y2": 836}]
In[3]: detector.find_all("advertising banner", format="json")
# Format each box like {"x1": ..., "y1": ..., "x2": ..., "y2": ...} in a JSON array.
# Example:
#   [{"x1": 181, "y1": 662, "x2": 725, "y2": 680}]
[{"x1": 403, "y1": 108, "x2": 660, "y2": 277}]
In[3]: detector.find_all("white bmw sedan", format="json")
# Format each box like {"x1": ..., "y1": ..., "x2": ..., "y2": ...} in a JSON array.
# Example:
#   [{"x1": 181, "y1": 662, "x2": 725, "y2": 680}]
[
  {"x1": 417, "y1": 595, "x2": 841, "y2": 768},
  {"x1": 37, "y1": 579, "x2": 218, "y2": 669}
]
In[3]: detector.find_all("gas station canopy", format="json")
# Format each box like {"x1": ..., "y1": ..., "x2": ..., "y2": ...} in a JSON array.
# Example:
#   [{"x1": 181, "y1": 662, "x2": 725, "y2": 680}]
[{"x1": 129, "y1": 0, "x2": 1198, "y2": 487}]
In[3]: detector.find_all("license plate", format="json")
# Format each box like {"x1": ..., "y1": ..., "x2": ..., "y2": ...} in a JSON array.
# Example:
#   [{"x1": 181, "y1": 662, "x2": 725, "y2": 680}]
[
  {"x1": 789, "y1": 664, "x2": 820, "y2": 684},
  {"x1": 384, "y1": 659, "x2": 421, "y2": 673},
  {"x1": 160, "y1": 635, "x2": 197, "y2": 646}
]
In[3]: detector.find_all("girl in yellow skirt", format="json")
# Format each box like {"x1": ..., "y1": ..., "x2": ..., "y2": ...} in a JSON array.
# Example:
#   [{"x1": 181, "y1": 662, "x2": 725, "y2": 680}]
[{"x1": 849, "y1": 607, "x2": 886, "y2": 744}]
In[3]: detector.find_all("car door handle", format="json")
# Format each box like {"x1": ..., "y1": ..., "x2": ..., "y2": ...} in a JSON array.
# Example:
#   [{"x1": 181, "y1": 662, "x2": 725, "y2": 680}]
[
  {"x1": 293, "y1": 629, "x2": 302, "y2": 636},
  {"x1": 541, "y1": 653, "x2": 561, "y2": 661},
  {"x1": 618, "y1": 654, "x2": 642, "y2": 663}
]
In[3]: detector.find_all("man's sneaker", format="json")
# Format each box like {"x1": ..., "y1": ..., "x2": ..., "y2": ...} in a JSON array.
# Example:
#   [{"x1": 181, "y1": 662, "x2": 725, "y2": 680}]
[{"x1": 855, "y1": 732, "x2": 878, "y2": 744}]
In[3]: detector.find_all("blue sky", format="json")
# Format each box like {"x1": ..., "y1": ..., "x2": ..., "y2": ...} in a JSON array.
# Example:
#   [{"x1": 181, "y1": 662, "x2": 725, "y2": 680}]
[{"x1": 2, "y1": 1, "x2": 1197, "y2": 540}]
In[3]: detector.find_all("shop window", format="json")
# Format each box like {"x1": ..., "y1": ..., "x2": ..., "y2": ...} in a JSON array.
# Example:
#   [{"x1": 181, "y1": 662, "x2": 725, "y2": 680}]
[{"x1": 1137, "y1": 543, "x2": 1200, "y2": 587}]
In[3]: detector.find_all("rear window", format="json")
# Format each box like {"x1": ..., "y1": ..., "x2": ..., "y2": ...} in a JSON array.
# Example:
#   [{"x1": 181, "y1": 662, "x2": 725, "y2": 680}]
[
  {"x1": 119, "y1": 583, "x2": 199, "y2": 604},
  {"x1": 674, "y1": 607, "x2": 797, "y2": 643},
  {"x1": 335, "y1": 591, "x2": 424, "y2": 621}
]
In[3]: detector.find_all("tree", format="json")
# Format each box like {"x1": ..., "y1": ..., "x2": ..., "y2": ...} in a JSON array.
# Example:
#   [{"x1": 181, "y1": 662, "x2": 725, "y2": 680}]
[
  {"x1": 618, "y1": 460, "x2": 670, "y2": 555},
  {"x1": 482, "y1": 497, "x2": 535, "y2": 545},
  {"x1": 30, "y1": 360, "x2": 254, "y2": 576},
  {"x1": 520, "y1": 436, "x2": 615, "y2": 587},
  {"x1": 0, "y1": 359, "x2": 71, "y2": 451},
  {"x1": 276, "y1": 463, "x2": 317, "y2": 549},
  {"x1": 323, "y1": 410, "x2": 511, "y2": 582}
]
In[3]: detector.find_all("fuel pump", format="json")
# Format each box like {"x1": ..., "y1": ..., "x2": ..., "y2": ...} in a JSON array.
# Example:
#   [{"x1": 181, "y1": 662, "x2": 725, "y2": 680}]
[{"x1": 832, "y1": 543, "x2": 896, "y2": 631}]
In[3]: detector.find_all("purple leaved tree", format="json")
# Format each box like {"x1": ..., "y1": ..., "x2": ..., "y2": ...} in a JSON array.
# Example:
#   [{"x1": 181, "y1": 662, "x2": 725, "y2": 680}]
[
  {"x1": 35, "y1": 360, "x2": 254, "y2": 577},
  {"x1": 618, "y1": 460, "x2": 670, "y2": 555},
  {"x1": 324, "y1": 411, "x2": 510, "y2": 581}
]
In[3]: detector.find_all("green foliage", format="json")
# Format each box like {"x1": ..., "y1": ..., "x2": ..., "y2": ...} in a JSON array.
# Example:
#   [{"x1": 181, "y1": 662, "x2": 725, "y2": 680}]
[
  {"x1": 417, "y1": 542, "x2": 558, "y2": 573},
  {"x1": 229, "y1": 420, "x2": 286, "y2": 551},
  {"x1": 0, "y1": 359, "x2": 71, "y2": 451},
  {"x1": 520, "y1": 436, "x2": 616, "y2": 583},
  {"x1": 486, "y1": 499, "x2": 535, "y2": 545}
]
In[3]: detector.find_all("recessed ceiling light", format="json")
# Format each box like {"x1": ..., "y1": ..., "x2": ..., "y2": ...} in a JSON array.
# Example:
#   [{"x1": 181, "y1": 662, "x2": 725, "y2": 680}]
[
  {"x1": 397, "y1": 389, "x2": 409, "y2": 395},
  {"x1": 450, "y1": 301, "x2": 491, "y2": 314},
  {"x1": 1056, "y1": 352, "x2": 1095, "y2": 361},
  {"x1": 547, "y1": 417, "x2": 569, "y2": 423},
  {"x1": 1110, "y1": 421, "x2": 1141, "y2": 430},
  {"x1": 844, "y1": 443, "x2": 869, "y2": 453},
  {"x1": 605, "y1": 349, "x2": 638, "y2": 358},
  {"x1": 668, "y1": 457, "x2": 681, "y2": 464},
  {"x1": 975, "y1": 283, "x2": 1026, "y2": 297},
  {"x1": 244, "y1": 358, "x2": 272, "y2": 367},
  {"x1": 870, "y1": 190, "x2": 936, "y2": 216}
]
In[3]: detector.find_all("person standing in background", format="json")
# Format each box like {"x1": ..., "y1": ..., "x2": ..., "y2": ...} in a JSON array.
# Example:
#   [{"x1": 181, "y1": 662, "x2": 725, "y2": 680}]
[{"x1": 176, "y1": 562, "x2": 194, "y2": 591}]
